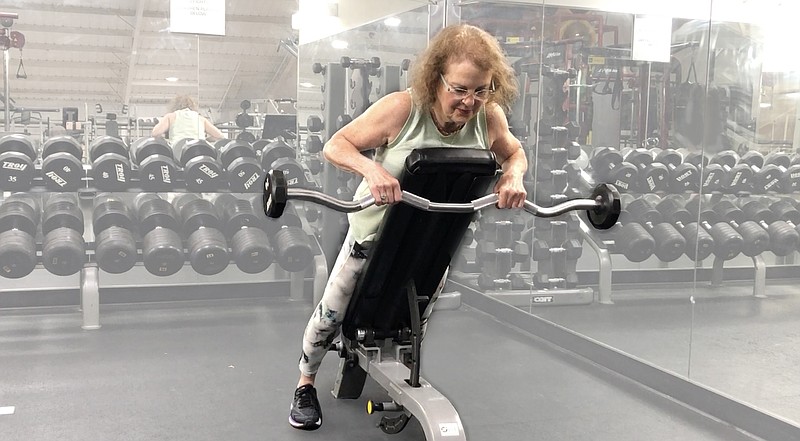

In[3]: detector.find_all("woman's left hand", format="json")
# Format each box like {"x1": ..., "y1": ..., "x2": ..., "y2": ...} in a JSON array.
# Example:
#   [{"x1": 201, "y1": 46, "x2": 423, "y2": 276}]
[{"x1": 493, "y1": 173, "x2": 527, "y2": 209}]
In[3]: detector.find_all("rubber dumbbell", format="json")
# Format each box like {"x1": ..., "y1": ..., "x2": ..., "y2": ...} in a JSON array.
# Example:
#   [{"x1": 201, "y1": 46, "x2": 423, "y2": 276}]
[
  {"x1": 173, "y1": 194, "x2": 230, "y2": 275},
  {"x1": 589, "y1": 147, "x2": 637, "y2": 192},
  {"x1": 706, "y1": 199, "x2": 769, "y2": 257},
  {"x1": 250, "y1": 195, "x2": 313, "y2": 273},
  {"x1": 92, "y1": 194, "x2": 138, "y2": 274},
  {"x1": 681, "y1": 150, "x2": 725, "y2": 193},
  {"x1": 216, "y1": 140, "x2": 263, "y2": 192},
  {"x1": 0, "y1": 193, "x2": 39, "y2": 278},
  {"x1": 89, "y1": 136, "x2": 131, "y2": 191},
  {"x1": 708, "y1": 150, "x2": 753, "y2": 194},
  {"x1": 759, "y1": 152, "x2": 800, "y2": 193},
  {"x1": 134, "y1": 194, "x2": 185, "y2": 277},
  {"x1": 42, "y1": 135, "x2": 85, "y2": 191},
  {"x1": 212, "y1": 194, "x2": 274, "y2": 274},
  {"x1": 737, "y1": 198, "x2": 800, "y2": 256},
  {"x1": 129, "y1": 137, "x2": 178, "y2": 191},
  {"x1": 622, "y1": 148, "x2": 669, "y2": 193},
  {"x1": 0, "y1": 134, "x2": 37, "y2": 190},
  {"x1": 738, "y1": 151, "x2": 784, "y2": 194},
  {"x1": 651, "y1": 149, "x2": 699, "y2": 193},
  {"x1": 173, "y1": 138, "x2": 225, "y2": 191},
  {"x1": 307, "y1": 115, "x2": 324, "y2": 133},
  {"x1": 41, "y1": 193, "x2": 87, "y2": 276},
  {"x1": 306, "y1": 135, "x2": 323, "y2": 154},
  {"x1": 768, "y1": 199, "x2": 800, "y2": 244},
  {"x1": 681, "y1": 197, "x2": 744, "y2": 261},
  {"x1": 647, "y1": 195, "x2": 714, "y2": 261},
  {"x1": 621, "y1": 195, "x2": 686, "y2": 262},
  {"x1": 260, "y1": 138, "x2": 295, "y2": 171}
]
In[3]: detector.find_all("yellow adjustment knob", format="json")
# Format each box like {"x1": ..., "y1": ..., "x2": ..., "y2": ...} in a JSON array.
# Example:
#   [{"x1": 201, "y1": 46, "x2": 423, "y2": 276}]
[{"x1": 366, "y1": 400, "x2": 374, "y2": 414}]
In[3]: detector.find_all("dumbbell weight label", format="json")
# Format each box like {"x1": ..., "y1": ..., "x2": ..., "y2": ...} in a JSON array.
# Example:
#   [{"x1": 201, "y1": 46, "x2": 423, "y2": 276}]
[
  {"x1": 2, "y1": 161, "x2": 27, "y2": 171},
  {"x1": 45, "y1": 171, "x2": 68, "y2": 187}
]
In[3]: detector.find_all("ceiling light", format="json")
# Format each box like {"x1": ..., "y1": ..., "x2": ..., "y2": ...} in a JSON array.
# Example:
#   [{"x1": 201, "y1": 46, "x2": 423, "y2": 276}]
[
  {"x1": 331, "y1": 39, "x2": 348, "y2": 49},
  {"x1": 384, "y1": 17, "x2": 401, "y2": 27},
  {"x1": 299, "y1": 82, "x2": 315, "y2": 88},
  {"x1": 760, "y1": 102, "x2": 772, "y2": 108},
  {"x1": 166, "y1": 76, "x2": 179, "y2": 82}
]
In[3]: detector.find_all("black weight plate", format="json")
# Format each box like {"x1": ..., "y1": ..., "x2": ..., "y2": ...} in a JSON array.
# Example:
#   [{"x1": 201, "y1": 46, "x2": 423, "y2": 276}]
[
  {"x1": 305, "y1": 135, "x2": 323, "y2": 154},
  {"x1": 0, "y1": 151, "x2": 35, "y2": 190},
  {"x1": 43, "y1": 202, "x2": 83, "y2": 235},
  {"x1": 91, "y1": 153, "x2": 131, "y2": 191},
  {"x1": 180, "y1": 198, "x2": 221, "y2": 233},
  {"x1": 89, "y1": 136, "x2": 127, "y2": 162},
  {"x1": 139, "y1": 155, "x2": 177, "y2": 191},
  {"x1": 180, "y1": 139, "x2": 216, "y2": 165},
  {"x1": 0, "y1": 229, "x2": 36, "y2": 279},
  {"x1": 188, "y1": 228, "x2": 229, "y2": 275},
  {"x1": 0, "y1": 133, "x2": 37, "y2": 160},
  {"x1": 232, "y1": 227, "x2": 273, "y2": 274},
  {"x1": 260, "y1": 139, "x2": 295, "y2": 170},
  {"x1": 184, "y1": 155, "x2": 225, "y2": 191},
  {"x1": 587, "y1": 183, "x2": 620, "y2": 230},
  {"x1": 42, "y1": 152, "x2": 84, "y2": 191},
  {"x1": 0, "y1": 199, "x2": 37, "y2": 235},
  {"x1": 138, "y1": 198, "x2": 180, "y2": 233},
  {"x1": 271, "y1": 157, "x2": 306, "y2": 187},
  {"x1": 93, "y1": 202, "x2": 134, "y2": 234},
  {"x1": 237, "y1": 131, "x2": 256, "y2": 143},
  {"x1": 43, "y1": 227, "x2": 86, "y2": 276},
  {"x1": 218, "y1": 140, "x2": 255, "y2": 167},
  {"x1": 273, "y1": 226, "x2": 313, "y2": 272},
  {"x1": 43, "y1": 135, "x2": 82, "y2": 160},
  {"x1": 227, "y1": 156, "x2": 264, "y2": 192},
  {"x1": 133, "y1": 137, "x2": 172, "y2": 164},
  {"x1": 236, "y1": 112, "x2": 254, "y2": 129},
  {"x1": 143, "y1": 228, "x2": 184, "y2": 276},
  {"x1": 253, "y1": 139, "x2": 270, "y2": 151},
  {"x1": 95, "y1": 226, "x2": 137, "y2": 274},
  {"x1": 263, "y1": 169, "x2": 287, "y2": 219}
]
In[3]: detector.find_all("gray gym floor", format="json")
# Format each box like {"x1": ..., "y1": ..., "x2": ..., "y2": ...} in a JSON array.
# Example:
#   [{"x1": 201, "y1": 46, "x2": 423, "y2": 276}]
[
  {"x1": 0, "y1": 295, "x2": 758, "y2": 441},
  {"x1": 532, "y1": 283, "x2": 800, "y2": 425}
]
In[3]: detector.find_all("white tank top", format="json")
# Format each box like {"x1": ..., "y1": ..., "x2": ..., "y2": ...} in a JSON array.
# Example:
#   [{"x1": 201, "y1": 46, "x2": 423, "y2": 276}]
[{"x1": 169, "y1": 108, "x2": 205, "y2": 144}]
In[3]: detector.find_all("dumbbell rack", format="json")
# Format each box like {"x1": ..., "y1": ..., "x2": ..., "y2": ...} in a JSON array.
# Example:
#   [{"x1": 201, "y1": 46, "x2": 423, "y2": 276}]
[
  {"x1": 575, "y1": 147, "x2": 800, "y2": 303},
  {"x1": 0, "y1": 191, "x2": 329, "y2": 330},
  {"x1": 475, "y1": 127, "x2": 595, "y2": 306}
]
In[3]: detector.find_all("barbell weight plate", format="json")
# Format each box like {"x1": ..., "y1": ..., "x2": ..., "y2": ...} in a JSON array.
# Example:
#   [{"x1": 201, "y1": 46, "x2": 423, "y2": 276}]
[
  {"x1": 142, "y1": 228, "x2": 185, "y2": 276},
  {"x1": 91, "y1": 152, "x2": 131, "y2": 191},
  {"x1": 42, "y1": 152, "x2": 84, "y2": 191},
  {"x1": 43, "y1": 227, "x2": 87, "y2": 276},
  {"x1": 95, "y1": 226, "x2": 137, "y2": 274},
  {"x1": 263, "y1": 169, "x2": 287, "y2": 218},
  {"x1": 587, "y1": 183, "x2": 620, "y2": 230},
  {"x1": 0, "y1": 229, "x2": 36, "y2": 279}
]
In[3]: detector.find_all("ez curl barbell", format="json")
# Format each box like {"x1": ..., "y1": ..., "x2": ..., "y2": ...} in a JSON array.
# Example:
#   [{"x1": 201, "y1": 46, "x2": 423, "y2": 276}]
[{"x1": 262, "y1": 169, "x2": 621, "y2": 230}]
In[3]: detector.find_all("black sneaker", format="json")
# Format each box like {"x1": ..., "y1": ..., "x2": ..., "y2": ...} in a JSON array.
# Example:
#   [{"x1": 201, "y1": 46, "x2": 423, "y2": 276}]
[{"x1": 289, "y1": 384, "x2": 323, "y2": 430}]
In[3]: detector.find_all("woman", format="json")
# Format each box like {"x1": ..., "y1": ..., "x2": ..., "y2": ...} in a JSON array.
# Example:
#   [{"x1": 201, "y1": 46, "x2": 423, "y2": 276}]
[
  {"x1": 289, "y1": 24, "x2": 528, "y2": 431},
  {"x1": 151, "y1": 94, "x2": 225, "y2": 144}
]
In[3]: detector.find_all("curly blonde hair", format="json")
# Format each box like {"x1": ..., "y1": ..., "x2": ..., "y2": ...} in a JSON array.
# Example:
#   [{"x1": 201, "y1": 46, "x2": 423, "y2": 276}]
[
  {"x1": 410, "y1": 24, "x2": 518, "y2": 112},
  {"x1": 168, "y1": 95, "x2": 199, "y2": 112}
]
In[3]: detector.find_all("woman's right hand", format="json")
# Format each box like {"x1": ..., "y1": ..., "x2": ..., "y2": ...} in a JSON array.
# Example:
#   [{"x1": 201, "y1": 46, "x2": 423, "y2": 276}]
[{"x1": 363, "y1": 165, "x2": 401, "y2": 206}]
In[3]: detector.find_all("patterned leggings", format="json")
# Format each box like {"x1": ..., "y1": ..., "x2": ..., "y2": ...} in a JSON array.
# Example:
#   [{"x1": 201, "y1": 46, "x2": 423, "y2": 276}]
[{"x1": 298, "y1": 230, "x2": 447, "y2": 376}]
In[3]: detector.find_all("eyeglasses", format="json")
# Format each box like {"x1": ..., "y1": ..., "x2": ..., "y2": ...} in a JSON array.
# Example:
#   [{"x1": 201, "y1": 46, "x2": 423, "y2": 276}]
[{"x1": 439, "y1": 74, "x2": 494, "y2": 101}]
